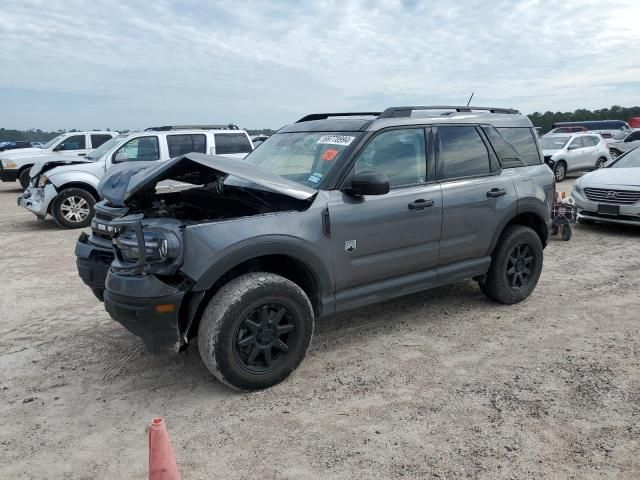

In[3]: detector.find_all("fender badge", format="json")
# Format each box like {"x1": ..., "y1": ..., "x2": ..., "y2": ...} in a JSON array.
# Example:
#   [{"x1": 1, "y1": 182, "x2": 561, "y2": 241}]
[{"x1": 345, "y1": 240, "x2": 357, "y2": 253}]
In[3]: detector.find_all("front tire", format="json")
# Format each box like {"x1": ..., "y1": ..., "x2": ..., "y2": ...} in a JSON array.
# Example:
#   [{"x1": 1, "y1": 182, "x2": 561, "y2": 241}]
[
  {"x1": 610, "y1": 149, "x2": 621, "y2": 160},
  {"x1": 553, "y1": 161, "x2": 567, "y2": 182},
  {"x1": 595, "y1": 157, "x2": 607, "y2": 169},
  {"x1": 18, "y1": 168, "x2": 32, "y2": 190},
  {"x1": 51, "y1": 188, "x2": 96, "y2": 229},
  {"x1": 479, "y1": 225, "x2": 544, "y2": 304},
  {"x1": 198, "y1": 273, "x2": 314, "y2": 391}
]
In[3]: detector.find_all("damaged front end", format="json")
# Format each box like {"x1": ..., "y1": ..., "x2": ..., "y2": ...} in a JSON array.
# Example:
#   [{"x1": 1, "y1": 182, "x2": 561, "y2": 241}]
[{"x1": 75, "y1": 152, "x2": 317, "y2": 353}]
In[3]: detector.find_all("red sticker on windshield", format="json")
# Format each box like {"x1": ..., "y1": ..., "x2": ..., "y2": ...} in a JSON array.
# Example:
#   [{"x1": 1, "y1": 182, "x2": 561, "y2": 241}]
[{"x1": 322, "y1": 148, "x2": 338, "y2": 161}]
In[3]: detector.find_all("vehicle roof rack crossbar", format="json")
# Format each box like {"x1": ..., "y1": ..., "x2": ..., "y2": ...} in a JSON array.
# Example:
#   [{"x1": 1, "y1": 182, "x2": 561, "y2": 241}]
[
  {"x1": 378, "y1": 106, "x2": 518, "y2": 118},
  {"x1": 296, "y1": 112, "x2": 381, "y2": 123},
  {"x1": 145, "y1": 124, "x2": 239, "y2": 131}
]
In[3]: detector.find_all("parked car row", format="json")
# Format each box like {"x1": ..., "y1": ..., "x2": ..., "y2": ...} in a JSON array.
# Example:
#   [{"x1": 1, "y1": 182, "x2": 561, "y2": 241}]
[{"x1": 5, "y1": 107, "x2": 637, "y2": 392}]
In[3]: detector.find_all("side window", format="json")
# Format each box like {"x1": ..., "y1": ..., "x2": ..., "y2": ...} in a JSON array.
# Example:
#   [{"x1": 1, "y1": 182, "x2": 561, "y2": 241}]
[
  {"x1": 59, "y1": 135, "x2": 86, "y2": 151},
  {"x1": 583, "y1": 136, "x2": 597, "y2": 147},
  {"x1": 114, "y1": 136, "x2": 160, "y2": 162},
  {"x1": 354, "y1": 128, "x2": 426, "y2": 188},
  {"x1": 214, "y1": 133, "x2": 253, "y2": 154},
  {"x1": 90, "y1": 134, "x2": 113, "y2": 149},
  {"x1": 569, "y1": 137, "x2": 584, "y2": 149},
  {"x1": 436, "y1": 126, "x2": 490, "y2": 180},
  {"x1": 482, "y1": 126, "x2": 524, "y2": 168},
  {"x1": 496, "y1": 128, "x2": 541, "y2": 166},
  {"x1": 167, "y1": 134, "x2": 207, "y2": 157}
]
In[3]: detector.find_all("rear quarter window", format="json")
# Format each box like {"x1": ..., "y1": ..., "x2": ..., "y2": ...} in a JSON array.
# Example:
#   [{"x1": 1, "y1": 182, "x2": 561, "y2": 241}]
[
  {"x1": 496, "y1": 127, "x2": 541, "y2": 167},
  {"x1": 215, "y1": 133, "x2": 253, "y2": 155}
]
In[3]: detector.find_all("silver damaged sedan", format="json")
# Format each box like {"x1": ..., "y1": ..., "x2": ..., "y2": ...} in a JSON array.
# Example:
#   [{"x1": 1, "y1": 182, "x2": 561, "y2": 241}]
[{"x1": 571, "y1": 146, "x2": 640, "y2": 226}]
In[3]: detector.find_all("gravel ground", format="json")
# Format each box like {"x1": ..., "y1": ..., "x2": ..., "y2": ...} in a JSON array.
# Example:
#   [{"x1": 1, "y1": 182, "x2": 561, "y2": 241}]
[{"x1": 0, "y1": 176, "x2": 639, "y2": 479}]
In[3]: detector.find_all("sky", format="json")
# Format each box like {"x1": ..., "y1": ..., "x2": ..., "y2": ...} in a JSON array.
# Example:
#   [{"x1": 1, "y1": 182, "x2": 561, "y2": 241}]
[{"x1": 1, "y1": 0, "x2": 639, "y2": 131}]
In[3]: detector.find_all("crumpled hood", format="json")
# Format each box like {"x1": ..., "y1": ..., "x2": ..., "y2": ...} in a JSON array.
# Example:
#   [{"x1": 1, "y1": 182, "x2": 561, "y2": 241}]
[
  {"x1": 580, "y1": 167, "x2": 640, "y2": 187},
  {"x1": 30, "y1": 156, "x2": 94, "y2": 177},
  {"x1": 99, "y1": 152, "x2": 318, "y2": 206}
]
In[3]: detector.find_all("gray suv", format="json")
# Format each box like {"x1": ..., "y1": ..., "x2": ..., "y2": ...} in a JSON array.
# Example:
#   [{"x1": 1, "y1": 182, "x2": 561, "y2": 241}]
[{"x1": 75, "y1": 106, "x2": 554, "y2": 390}]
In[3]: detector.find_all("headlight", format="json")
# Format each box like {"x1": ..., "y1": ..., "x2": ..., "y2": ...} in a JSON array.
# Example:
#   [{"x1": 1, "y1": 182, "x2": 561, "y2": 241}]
[
  {"x1": 37, "y1": 175, "x2": 49, "y2": 188},
  {"x1": 115, "y1": 228, "x2": 181, "y2": 264},
  {"x1": 3, "y1": 160, "x2": 18, "y2": 169},
  {"x1": 572, "y1": 181, "x2": 582, "y2": 195}
]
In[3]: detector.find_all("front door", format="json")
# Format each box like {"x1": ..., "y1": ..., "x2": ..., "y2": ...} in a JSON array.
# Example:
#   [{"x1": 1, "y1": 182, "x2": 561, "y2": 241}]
[
  {"x1": 56, "y1": 134, "x2": 90, "y2": 158},
  {"x1": 435, "y1": 125, "x2": 517, "y2": 265},
  {"x1": 328, "y1": 127, "x2": 442, "y2": 293}
]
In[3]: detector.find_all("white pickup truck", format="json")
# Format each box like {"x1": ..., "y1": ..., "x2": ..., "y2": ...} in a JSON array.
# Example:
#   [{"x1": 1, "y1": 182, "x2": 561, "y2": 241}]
[
  {"x1": 18, "y1": 125, "x2": 254, "y2": 228},
  {"x1": 0, "y1": 131, "x2": 117, "y2": 188}
]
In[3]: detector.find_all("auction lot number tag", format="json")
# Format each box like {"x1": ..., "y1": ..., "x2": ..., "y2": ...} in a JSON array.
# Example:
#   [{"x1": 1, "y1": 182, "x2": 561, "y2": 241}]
[{"x1": 317, "y1": 135, "x2": 355, "y2": 146}]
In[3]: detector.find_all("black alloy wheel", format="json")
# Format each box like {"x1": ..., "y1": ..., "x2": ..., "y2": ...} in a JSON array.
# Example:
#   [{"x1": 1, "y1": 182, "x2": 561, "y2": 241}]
[{"x1": 233, "y1": 302, "x2": 297, "y2": 374}]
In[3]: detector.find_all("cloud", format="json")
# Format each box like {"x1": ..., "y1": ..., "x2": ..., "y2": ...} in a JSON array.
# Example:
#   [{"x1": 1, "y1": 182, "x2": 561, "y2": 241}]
[{"x1": 1, "y1": 0, "x2": 639, "y2": 130}]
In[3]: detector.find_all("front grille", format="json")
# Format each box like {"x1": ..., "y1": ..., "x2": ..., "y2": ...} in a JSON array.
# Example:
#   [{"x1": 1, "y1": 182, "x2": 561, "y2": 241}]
[{"x1": 584, "y1": 187, "x2": 640, "y2": 205}]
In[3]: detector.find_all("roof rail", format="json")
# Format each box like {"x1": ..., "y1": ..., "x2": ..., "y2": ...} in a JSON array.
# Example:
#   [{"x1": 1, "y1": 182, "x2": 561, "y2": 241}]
[
  {"x1": 378, "y1": 106, "x2": 518, "y2": 118},
  {"x1": 296, "y1": 112, "x2": 381, "y2": 123},
  {"x1": 145, "y1": 124, "x2": 239, "y2": 131}
]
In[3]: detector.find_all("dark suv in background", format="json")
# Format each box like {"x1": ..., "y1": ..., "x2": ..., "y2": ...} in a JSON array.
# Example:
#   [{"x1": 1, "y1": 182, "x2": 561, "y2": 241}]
[{"x1": 76, "y1": 105, "x2": 554, "y2": 390}]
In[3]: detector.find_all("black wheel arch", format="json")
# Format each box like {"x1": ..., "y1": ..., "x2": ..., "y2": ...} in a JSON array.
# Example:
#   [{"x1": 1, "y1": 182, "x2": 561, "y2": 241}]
[
  {"x1": 486, "y1": 206, "x2": 550, "y2": 256},
  {"x1": 183, "y1": 241, "x2": 333, "y2": 341}
]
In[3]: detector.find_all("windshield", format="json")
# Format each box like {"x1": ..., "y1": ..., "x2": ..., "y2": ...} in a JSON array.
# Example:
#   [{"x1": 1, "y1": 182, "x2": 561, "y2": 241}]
[
  {"x1": 541, "y1": 137, "x2": 570, "y2": 150},
  {"x1": 43, "y1": 134, "x2": 65, "y2": 149},
  {"x1": 231, "y1": 131, "x2": 360, "y2": 189},
  {"x1": 611, "y1": 148, "x2": 640, "y2": 168},
  {"x1": 611, "y1": 131, "x2": 628, "y2": 141},
  {"x1": 85, "y1": 135, "x2": 126, "y2": 160}
]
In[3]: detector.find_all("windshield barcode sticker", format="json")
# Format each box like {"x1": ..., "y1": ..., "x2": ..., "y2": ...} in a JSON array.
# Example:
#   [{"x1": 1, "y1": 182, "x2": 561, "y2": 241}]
[{"x1": 317, "y1": 135, "x2": 355, "y2": 146}]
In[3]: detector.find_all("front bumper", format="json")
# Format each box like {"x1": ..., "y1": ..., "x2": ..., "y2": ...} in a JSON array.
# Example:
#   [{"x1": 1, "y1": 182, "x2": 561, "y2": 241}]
[
  {"x1": 18, "y1": 184, "x2": 58, "y2": 219},
  {"x1": 0, "y1": 168, "x2": 18, "y2": 182},
  {"x1": 75, "y1": 232, "x2": 114, "y2": 298},
  {"x1": 571, "y1": 189, "x2": 640, "y2": 226},
  {"x1": 104, "y1": 270, "x2": 187, "y2": 353}
]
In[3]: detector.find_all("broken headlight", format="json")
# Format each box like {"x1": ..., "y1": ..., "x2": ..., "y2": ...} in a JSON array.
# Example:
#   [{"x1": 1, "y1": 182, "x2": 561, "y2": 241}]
[
  {"x1": 115, "y1": 228, "x2": 181, "y2": 264},
  {"x1": 37, "y1": 174, "x2": 49, "y2": 188}
]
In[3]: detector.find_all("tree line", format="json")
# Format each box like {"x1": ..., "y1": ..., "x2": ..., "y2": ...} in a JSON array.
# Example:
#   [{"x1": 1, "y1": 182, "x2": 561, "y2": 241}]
[{"x1": 2, "y1": 106, "x2": 639, "y2": 142}]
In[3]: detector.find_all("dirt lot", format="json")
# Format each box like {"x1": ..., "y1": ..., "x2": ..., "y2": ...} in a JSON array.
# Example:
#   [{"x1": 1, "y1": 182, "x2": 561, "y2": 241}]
[{"x1": 0, "y1": 176, "x2": 639, "y2": 479}]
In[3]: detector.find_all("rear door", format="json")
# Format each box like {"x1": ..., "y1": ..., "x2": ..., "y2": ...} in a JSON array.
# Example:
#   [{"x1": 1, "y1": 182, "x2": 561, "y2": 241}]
[
  {"x1": 565, "y1": 136, "x2": 585, "y2": 171},
  {"x1": 328, "y1": 127, "x2": 442, "y2": 292},
  {"x1": 90, "y1": 134, "x2": 114, "y2": 150},
  {"x1": 436, "y1": 125, "x2": 517, "y2": 265}
]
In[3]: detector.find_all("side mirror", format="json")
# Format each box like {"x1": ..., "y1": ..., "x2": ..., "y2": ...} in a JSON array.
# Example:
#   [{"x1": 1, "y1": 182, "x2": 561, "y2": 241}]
[
  {"x1": 114, "y1": 152, "x2": 128, "y2": 162},
  {"x1": 343, "y1": 171, "x2": 390, "y2": 197},
  {"x1": 53, "y1": 144, "x2": 64, "y2": 151}
]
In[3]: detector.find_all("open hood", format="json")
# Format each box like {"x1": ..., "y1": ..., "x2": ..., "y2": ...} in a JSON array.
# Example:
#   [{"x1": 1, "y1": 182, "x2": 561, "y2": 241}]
[
  {"x1": 30, "y1": 156, "x2": 93, "y2": 177},
  {"x1": 99, "y1": 152, "x2": 318, "y2": 206}
]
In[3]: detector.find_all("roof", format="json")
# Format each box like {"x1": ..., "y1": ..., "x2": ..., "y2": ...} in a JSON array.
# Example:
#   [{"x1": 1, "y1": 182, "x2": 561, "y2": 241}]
[{"x1": 280, "y1": 106, "x2": 532, "y2": 133}]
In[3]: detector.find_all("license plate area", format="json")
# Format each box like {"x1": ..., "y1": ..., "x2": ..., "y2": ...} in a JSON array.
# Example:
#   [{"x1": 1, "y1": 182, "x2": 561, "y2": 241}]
[{"x1": 598, "y1": 204, "x2": 619, "y2": 216}]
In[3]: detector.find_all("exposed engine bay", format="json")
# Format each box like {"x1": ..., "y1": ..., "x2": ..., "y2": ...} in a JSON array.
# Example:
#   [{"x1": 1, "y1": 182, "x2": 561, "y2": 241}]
[{"x1": 129, "y1": 182, "x2": 312, "y2": 223}]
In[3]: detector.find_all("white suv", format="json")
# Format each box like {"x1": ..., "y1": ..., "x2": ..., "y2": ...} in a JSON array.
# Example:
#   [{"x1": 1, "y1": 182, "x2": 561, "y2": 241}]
[
  {"x1": 0, "y1": 131, "x2": 117, "y2": 188},
  {"x1": 540, "y1": 133, "x2": 611, "y2": 181},
  {"x1": 18, "y1": 125, "x2": 253, "y2": 228}
]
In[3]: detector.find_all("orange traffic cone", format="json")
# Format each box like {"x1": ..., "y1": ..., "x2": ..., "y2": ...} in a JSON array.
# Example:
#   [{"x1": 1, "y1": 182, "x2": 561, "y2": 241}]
[{"x1": 148, "y1": 417, "x2": 180, "y2": 480}]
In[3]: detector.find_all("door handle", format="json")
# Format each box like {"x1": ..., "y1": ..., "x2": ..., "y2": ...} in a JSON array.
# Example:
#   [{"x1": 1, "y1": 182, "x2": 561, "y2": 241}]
[
  {"x1": 408, "y1": 198, "x2": 434, "y2": 210},
  {"x1": 486, "y1": 188, "x2": 507, "y2": 198},
  {"x1": 78, "y1": 153, "x2": 86, "y2": 156}
]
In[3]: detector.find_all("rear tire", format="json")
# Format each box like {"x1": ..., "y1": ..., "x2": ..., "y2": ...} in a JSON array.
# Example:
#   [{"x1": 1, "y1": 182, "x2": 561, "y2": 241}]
[
  {"x1": 51, "y1": 188, "x2": 96, "y2": 229},
  {"x1": 18, "y1": 168, "x2": 31, "y2": 189},
  {"x1": 553, "y1": 161, "x2": 567, "y2": 182},
  {"x1": 479, "y1": 225, "x2": 543, "y2": 304},
  {"x1": 198, "y1": 273, "x2": 314, "y2": 391},
  {"x1": 595, "y1": 157, "x2": 607, "y2": 169},
  {"x1": 610, "y1": 149, "x2": 621, "y2": 160},
  {"x1": 559, "y1": 224, "x2": 572, "y2": 241}
]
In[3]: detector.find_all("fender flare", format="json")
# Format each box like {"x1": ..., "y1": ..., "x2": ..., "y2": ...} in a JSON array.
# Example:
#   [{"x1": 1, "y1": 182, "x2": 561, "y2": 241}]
[
  {"x1": 485, "y1": 200, "x2": 551, "y2": 255},
  {"x1": 191, "y1": 237, "x2": 334, "y2": 302}
]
